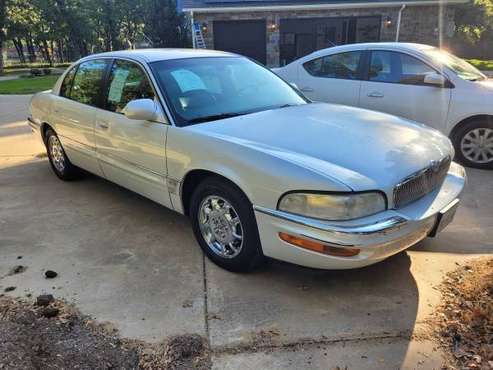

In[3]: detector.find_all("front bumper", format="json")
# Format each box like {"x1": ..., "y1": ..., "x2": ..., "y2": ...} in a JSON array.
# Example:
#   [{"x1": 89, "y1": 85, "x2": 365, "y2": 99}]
[
  {"x1": 253, "y1": 168, "x2": 466, "y2": 269},
  {"x1": 27, "y1": 116, "x2": 43, "y2": 143}
]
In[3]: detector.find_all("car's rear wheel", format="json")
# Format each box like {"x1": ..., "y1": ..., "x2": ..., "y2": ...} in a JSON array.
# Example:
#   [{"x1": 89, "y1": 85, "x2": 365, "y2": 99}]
[
  {"x1": 45, "y1": 128, "x2": 83, "y2": 180},
  {"x1": 189, "y1": 177, "x2": 264, "y2": 272},
  {"x1": 452, "y1": 118, "x2": 493, "y2": 169}
]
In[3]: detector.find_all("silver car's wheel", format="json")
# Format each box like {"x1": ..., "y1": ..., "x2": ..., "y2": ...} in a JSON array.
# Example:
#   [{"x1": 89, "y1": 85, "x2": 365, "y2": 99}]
[
  {"x1": 198, "y1": 195, "x2": 244, "y2": 259},
  {"x1": 190, "y1": 177, "x2": 264, "y2": 272},
  {"x1": 45, "y1": 128, "x2": 82, "y2": 180},
  {"x1": 460, "y1": 128, "x2": 493, "y2": 164},
  {"x1": 48, "y1": 135, "x2": 66, "y2": 172}
]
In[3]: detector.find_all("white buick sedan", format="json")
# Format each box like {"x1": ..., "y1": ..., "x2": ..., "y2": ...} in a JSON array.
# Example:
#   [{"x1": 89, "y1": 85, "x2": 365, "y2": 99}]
[
  {"x1": 274, "y1": 43, "x2": 493, "y2": 169},
  {"x1": 29, "y1": 49, "x2": 465, "y2": 272}
]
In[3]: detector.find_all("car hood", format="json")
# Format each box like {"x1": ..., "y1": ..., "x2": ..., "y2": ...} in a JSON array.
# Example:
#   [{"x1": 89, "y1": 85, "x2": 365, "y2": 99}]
[{"x1": 188, "y1": 103, "x2": 453, "y2": 193}]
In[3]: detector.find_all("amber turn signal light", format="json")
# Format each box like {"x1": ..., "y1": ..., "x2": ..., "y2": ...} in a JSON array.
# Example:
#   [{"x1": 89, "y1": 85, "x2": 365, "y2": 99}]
[{"x1": 279, "y1": 232, "x2": 360, "y2": 257}]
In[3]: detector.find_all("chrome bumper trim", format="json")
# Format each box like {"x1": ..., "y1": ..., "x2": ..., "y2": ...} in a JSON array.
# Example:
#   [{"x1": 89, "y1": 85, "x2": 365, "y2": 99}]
[{"x1": 253, "y1": 206, "x2": 408, "y2": 236}]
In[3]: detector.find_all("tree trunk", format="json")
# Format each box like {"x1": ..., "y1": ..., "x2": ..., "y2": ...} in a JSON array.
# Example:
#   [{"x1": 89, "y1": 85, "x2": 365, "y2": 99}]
[
  {"x1": 43, "y1": 40, "x2": 53, "y2": 66},
  {"x1": 13, "y1": 39, "x2": 26, "y2": 64},
  {"x1": 0, "y1": 39, "x2": 4, "y2": 75},
  {"x1": 26, "y1": 38, "x2": 36, "y2": 63}
]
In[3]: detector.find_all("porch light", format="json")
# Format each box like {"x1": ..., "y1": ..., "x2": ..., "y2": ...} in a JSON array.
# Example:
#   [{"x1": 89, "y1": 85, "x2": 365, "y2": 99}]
[
  {"x1": 201, "y1": 23, "x2": 208, "y2": 33},
  {"x1": 268, "y1": 23, "x2": 278, "y2": 32},
  {"x1": 384, "y1": 16, "x2": 392, "y2": 28}
]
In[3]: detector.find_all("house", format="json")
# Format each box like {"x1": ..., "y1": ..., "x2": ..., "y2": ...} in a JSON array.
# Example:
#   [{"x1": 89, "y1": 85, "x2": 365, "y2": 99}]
[{"x1": 181, "y1": 0, "x2": 467, "y2": 67}]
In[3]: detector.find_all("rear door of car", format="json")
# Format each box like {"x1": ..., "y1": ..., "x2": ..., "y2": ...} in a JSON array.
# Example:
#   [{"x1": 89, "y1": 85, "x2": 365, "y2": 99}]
[
  {"x1": 52, "y1": 59, "x2": 110, "y2": 176},
  {"x1": 95, "y1": 58, "x2": 172, "y2": 208},
  {"x1": 296, "y1": 50, "x2": 364, "y2": 106},
  {"x1": 358, "y1": 49, "x2": 452, "y2": 130}
]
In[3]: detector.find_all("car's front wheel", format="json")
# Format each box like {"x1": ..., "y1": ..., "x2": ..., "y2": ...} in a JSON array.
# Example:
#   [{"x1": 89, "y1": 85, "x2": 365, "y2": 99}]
[
  {"x1": 452, "y1": 118, "x2": 493, "y2": 169},
  {"x1": 189, "y1": 177, "x2": 264, "y2": 272},
  {"x1": 45, "y1": 128, "x2": 83, "y2": 180}
]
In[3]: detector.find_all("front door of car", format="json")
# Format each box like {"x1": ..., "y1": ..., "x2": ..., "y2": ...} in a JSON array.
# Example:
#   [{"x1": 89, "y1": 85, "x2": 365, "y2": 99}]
[
  {"x1": 297, "y1": 50, "x2": 363, "y2": 106},
  {"x1": 51, "y1": 59, "x2": 110, "y2": 176},
  {"x1": 95, "y1": 59, "x2": 172, "y2": 208},
  {"x1": 359, "y1": 50, "x2": 451, "y2": 131}
]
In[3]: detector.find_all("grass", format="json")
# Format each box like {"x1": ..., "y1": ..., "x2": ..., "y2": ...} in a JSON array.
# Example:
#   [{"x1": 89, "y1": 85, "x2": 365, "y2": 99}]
[
  {"x1": 467, "y1": 59, "x2": 493, "y2": 71},
  {"x1": 0, "y1": 75, "x2": 59, "y2": 94}
]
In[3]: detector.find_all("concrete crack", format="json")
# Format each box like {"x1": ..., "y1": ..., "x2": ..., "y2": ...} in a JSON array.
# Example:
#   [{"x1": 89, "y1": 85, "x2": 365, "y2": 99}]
[{"x1": 212, "y1": 330, "x2": 413, "y2": 357}]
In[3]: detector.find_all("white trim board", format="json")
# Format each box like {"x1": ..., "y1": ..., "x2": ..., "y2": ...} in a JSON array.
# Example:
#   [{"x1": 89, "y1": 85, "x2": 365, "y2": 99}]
[{"x1": 183, "y1": 0, "x2": 468, "y2": 13}]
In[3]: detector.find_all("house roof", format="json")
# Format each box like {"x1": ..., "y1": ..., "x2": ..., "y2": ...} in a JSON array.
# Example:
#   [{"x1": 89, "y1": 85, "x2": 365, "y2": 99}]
[{"x1": 181, "y1": 0, "x2": 467, "y2": 11}]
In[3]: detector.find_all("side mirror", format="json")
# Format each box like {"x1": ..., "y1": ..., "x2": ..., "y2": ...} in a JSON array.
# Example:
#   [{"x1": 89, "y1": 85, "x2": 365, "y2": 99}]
[
  {"x1": 122, "y1": 99, "x2": 157, "y2": 121},
  {"x1": 424, "y1": 72, "x2": 447, "y2": 87}
]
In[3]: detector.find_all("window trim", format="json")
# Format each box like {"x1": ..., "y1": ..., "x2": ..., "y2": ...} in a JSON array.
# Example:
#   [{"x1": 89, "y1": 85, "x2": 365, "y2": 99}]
[
  {"x1": 364, "y1": 49, "x2": 455, "y2": 88},
  {"x1": 302, "y1": 50, "x2": 366, "y2": 81}
]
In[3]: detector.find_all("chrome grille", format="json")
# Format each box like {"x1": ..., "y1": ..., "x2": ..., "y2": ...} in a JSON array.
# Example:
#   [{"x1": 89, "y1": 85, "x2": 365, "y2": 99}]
[{"x1": 393, "y1": 156, "x2": 451, "y2": 208}]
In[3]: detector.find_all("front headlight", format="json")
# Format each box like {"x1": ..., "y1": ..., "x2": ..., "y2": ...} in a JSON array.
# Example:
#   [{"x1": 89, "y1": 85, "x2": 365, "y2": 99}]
[{"x1": 278, "y1": 192, "x2": 386, "y2": 221}]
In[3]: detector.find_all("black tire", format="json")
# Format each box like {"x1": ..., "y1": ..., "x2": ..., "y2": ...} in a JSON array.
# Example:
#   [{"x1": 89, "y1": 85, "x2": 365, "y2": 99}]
[
  {"x1": 189, "y1": 177, "x2": 264, "y2": 272},
  {"x1": 44, "y1": 128, "x2": 83, "y2": 180},
  {"x1": 452, "y1": 118, "x2": 493, "y2": 170}
]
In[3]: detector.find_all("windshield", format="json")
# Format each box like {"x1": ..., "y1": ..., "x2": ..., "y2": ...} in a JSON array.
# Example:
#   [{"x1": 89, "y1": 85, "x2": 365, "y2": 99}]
[
  {"x1": 150, "y1": 57, "x2": 307, "y2": 126},
  {"x1": 424, "y1": 49, "x2": 486, "y2": 81}
]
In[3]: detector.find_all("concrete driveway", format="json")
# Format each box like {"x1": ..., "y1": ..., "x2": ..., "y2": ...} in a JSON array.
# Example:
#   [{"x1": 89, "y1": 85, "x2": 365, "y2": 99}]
[{"x1": 1, "y1": 95, "x2": 492, "y2": 369}]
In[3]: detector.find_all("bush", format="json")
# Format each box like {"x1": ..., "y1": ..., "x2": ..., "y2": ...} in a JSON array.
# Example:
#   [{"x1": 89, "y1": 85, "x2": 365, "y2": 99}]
[
  {"x1": 43, "y1": 68, "x2": 52, "y2": 75},
  {"x1": 30, "y1": 69, "x2": 43, "y2": 77}
]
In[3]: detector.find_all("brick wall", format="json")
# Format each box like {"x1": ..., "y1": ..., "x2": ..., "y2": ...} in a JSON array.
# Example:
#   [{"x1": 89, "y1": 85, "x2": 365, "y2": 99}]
[{"x1": 194, "y1": 5, "x2": 456, "y2": 67}]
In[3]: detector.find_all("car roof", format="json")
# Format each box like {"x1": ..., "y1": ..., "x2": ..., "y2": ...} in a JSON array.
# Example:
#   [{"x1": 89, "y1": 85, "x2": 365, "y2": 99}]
[
  {"x1": 306, "y1": 42, "x2": 436, "y2": 59},
  {"x1": 78, "y1": 48, "x2": 237, "y2": 64}
]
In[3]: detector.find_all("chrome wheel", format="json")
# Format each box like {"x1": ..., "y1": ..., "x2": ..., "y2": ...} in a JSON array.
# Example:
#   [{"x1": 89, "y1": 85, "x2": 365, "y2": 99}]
[
  {"x1": 460, "y1": 128, "x2": 493, "y2": 164},
  {"x1": 198, "y1": 195, "x2": 243, "y2": 259},
  {"x1": 48, "y1": 135, "x2": 65, "y2": 172}
]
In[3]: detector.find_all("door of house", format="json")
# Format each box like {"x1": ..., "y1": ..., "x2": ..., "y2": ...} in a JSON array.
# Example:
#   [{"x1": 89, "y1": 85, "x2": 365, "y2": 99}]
[{"x1": 213, "y1": 20, "x2": 267, "y2": 64}]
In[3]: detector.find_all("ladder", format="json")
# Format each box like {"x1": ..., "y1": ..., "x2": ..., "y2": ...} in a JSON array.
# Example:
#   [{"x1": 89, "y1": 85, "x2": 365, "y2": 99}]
[{"x1": 193, "y1": 22, "x2": 207, "y2": 49}]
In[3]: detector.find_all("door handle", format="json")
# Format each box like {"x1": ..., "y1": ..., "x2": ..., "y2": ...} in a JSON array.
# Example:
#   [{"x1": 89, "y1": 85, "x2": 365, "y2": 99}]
[
  {"x1": 97, "y1": 121, "x2": 109, "y2": 130},
  {"x1": 367, "y1": 91, "x2": 384, "y2": 98},
  {"x1": 300, "y1": 87, "x2": 314, "y2": 93}
]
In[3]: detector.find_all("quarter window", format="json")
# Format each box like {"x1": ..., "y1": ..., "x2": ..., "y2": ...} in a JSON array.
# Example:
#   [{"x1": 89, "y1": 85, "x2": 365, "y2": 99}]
[
  {"x1": 105, "y1": 60, "x2": 155, "y2": 113},
  {"x1": 60, "y1": 66, "x2": 77, "y2": 98},
  {"x1": 303, "y1": 51, "x2": 362, "y2": 80},
  {"x1": 369, "y1": 51, "x2": 437, "y2": 85},
  {"x1": 70, "y1": 59, "x2": 109, "y2": 106}
]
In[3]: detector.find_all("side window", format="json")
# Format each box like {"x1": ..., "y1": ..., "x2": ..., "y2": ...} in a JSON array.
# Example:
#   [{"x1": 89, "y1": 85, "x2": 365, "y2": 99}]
[
  {"x1": 399, "y1": 53, "x2": 436, "y2": 85},
  {"x1": 106, "y1": 60, "x2": 155, "y2": 113},
  {"x1": 369, "y1": 51, "x2": 437, "y2": 85},
  {"x1": 70, "y1": 59, "x2": 108, "y2": 106},
  {"x1": 368, "y1": 51, "x2": 397, "y2": 83},
  {"x1": 60, "y1": 66, "x2": 77, "y2": 97},
  {"x1": 303, "y1": 51, "x2": 362, "y2": 80}
]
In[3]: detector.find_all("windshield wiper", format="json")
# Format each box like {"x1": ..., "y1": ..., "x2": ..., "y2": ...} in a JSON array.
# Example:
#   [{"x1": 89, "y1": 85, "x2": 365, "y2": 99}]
[{"x1": 187, "y1": 112, "x2": 246, "y2": 124}]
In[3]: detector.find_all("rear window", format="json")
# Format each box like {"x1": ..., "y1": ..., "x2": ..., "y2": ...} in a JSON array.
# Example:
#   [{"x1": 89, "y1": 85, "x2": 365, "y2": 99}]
[
  {"x1": 69, "y1": 59, "x2": 109, "y2": 106},
  {"x1": 303, "y1": 51, "x2": 362, "y2": 80}
]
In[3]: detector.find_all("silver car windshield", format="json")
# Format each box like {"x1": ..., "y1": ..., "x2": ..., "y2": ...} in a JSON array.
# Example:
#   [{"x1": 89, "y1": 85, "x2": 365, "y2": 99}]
[
  {"x1": 425, "y1": 49, "x2": 486, "y2": 81},
  {"x1": 150, "y1": 57, "x2": 307, "y2": 126}
]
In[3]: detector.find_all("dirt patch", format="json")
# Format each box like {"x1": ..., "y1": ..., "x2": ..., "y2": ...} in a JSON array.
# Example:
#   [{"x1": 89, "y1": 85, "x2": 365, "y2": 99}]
[
  {"x1": 431, "y1": 258, "x2": 492, "y2": 369},
  {"x1": 0, "y1": 296, "x2": 211, "y2": 369}
]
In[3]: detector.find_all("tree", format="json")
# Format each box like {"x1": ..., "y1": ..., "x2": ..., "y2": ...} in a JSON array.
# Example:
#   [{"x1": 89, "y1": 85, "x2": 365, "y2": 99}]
[
  {"x1": 0, "y1": 0, "x2": 7, "y2": 73},
  {"x1": 2, "y1": 0, "x2": 190, "y2": 67},
  {"x1": 144, "y1": 0, "x2": 189, "y2": 48},
  {"x1": 452, "y1": 0, "x2": 493, "y2": 57}
]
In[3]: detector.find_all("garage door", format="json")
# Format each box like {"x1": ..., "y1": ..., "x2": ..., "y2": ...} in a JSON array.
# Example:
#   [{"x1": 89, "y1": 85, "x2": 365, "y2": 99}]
[{"x1": 213, "y1": 20, "x2": 267, "y2": 64}]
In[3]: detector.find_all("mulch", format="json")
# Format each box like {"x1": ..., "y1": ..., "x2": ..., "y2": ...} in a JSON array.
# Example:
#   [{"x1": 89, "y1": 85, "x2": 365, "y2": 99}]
[
  {"x1": 432, "y1": 258, "x2": 493, "y2": 369},
  {"x1": 0, "y1": 295, "x2": 211, "y2": 369}
]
